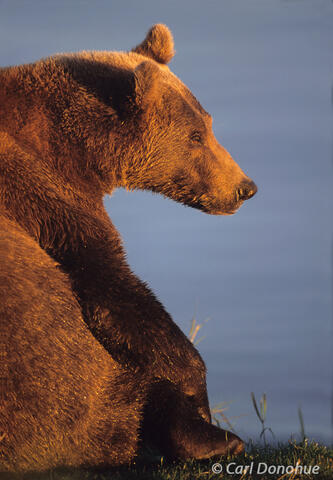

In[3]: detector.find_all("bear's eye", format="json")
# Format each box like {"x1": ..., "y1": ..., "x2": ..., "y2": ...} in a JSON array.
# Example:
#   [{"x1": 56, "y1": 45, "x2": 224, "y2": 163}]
[{"x1": 190, "y1": 131, "x2": 202, "y2": 144}]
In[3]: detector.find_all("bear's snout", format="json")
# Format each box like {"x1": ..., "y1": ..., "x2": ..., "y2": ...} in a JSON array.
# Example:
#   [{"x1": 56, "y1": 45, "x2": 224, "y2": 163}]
[{"x1": 236, "y1": 179, "x2": 257, "y2": 202}]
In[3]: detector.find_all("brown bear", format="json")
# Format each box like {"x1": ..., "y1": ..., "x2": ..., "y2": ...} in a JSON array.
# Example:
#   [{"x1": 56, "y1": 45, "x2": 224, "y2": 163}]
[{"x1": 0, "y1": 24, "x2": 257, "y2": 473}]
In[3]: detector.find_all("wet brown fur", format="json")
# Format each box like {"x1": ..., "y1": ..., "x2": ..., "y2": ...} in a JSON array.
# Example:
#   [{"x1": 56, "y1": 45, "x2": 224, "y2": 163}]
[{"x1": 0, "y1": 25, "x2": 255, "y2": 473}]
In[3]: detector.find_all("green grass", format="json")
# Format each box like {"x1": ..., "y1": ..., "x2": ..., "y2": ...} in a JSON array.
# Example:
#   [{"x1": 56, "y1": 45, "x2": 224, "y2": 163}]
[{"x1": 7, "y1": 440, "x2": 332, "y2": 480}]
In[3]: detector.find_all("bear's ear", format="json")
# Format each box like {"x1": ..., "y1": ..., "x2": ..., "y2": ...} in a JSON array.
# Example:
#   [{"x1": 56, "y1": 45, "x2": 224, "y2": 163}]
[
  {"x1": 132, "y1": 24, "x2": 175, "y2": 65},
  {"x1": 60, "y1": 57, "x2": 159, "y2": 116},
  {"x1": 131, "y1": 61, "x2": 160, "y2": 109},
  {"x1": 114, "y1": 61, "x2": 159, "y2": 114}
]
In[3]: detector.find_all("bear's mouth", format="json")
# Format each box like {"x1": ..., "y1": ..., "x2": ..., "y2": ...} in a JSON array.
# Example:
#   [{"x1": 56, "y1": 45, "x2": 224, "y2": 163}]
[
  {"x1": 199, "y1": 204, "x2": 243, "y2": 216},
  {"x1": 150, "y1": 182, "x2": 244, "y2": 216},
  {"x1": 185, "y1": 195, "x2": 244, "y2": 216}
]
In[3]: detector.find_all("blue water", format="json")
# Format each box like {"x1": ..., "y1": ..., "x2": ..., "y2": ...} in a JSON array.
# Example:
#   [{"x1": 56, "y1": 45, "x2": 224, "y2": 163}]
[{"x1": 1, "y1": 0, "x2": 332, "y2": 444}]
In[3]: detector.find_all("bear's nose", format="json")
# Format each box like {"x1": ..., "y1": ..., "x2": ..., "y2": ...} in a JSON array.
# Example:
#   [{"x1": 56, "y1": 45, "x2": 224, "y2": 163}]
[{"x1": 236, "y1": 180, "x2": 257, "y2": 201}]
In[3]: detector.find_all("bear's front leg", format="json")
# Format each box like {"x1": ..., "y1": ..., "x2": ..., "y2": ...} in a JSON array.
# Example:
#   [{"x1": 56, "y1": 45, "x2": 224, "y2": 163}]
[
  {"x1": 82, "y1": 273, "x2": 212, "y2": 424},
  {"x1": 55, "y1": 212, "x2": 211, "y2": 422},
  {"x1": 86, "y1": 298, "x2": 212, "y2": 425}
]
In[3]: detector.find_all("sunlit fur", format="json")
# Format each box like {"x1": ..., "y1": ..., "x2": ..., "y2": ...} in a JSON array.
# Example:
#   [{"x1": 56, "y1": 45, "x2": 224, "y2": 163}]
[{"x1": 0, "y1": 25, "x2": 251, "y2": 473}]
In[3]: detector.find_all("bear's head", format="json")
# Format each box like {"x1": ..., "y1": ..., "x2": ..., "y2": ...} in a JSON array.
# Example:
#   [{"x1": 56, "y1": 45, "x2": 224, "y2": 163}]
[
  {"x1": 123, "y1": 25, "x2": 257, "y2": 215},
  {"x1": 52, "y1": 25, "x2": 257, "y2": 215}
]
